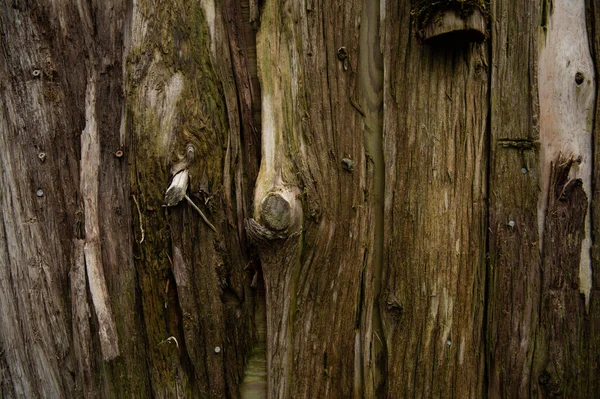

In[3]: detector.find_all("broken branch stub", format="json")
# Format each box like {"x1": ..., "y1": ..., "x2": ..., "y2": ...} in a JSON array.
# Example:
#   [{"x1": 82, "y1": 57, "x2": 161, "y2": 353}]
[
  {"x1": 165, "y1": 170, "x2": 189, "y2": 207},
  {"x1": 260, "y1": 192, "x2": 293, "y2": 232},
  {"x1": 164, "y1": 169, "x2": 216, "y2": 231},
  {"x1": 422, "y1": 9, "x2": 486, "y2": 45},
  {"x1": 412, "y1": 1, "x2": 488, "y2": 45}
]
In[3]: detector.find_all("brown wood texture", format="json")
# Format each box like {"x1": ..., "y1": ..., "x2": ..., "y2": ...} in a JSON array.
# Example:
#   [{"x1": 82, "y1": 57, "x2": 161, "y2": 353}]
[
  {"x1": 486, "y1": 0, "x2": 542, "y2": 397},
  {"x1": 246, "y1": 0, "x2": 378, "y2": 397},
  {"x1": 1, "y1": 0, "x2": 600, "y2": 398},
  {"x1": 532, "y1": 158, "x2": 589, "y2": 398},
  {"x1": 0, "y1": 0, "x2": 255, "y2": 397},
  {"x1": 381, "y1": 1, "x2": 488, "y2": 397},
  {"x1": 125, "y1": 1, "x2": 256, "y2": 397},
  {"x1": 0, "y1": 1, "x2": 151, "y2": 396}
]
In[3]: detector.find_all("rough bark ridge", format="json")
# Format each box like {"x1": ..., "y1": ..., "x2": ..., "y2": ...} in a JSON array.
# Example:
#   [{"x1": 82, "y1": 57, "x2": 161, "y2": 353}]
[
  {"x1": 0, "y1": 0, "x2": 255, "y2": 397},
  {"x1": 0, "y1": 1, "x2": 151, "y2": 396},
  {"x1": 126, "y1": 0, "x2": 255, "y2": 397},
  {"x1": 486, "y1": 0, "x2": 542, "y2": 396},
  {"x1": 532, "y1": 157, "x2": 589, "y2": 398},
  {"x1": 248, "y1": 0, "x2": 375, "y2": 397},
  {"x1": 2, "y1": 0, "x2": 600, "y2": 398},
  {"x1": 380, "y1": 1, "x2": 488, "y2": 397}
]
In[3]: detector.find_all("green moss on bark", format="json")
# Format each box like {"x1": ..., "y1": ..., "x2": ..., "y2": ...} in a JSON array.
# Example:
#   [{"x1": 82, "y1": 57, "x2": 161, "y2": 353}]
[{"x1": 125, "y1": 1, "x2": 249, "y2": 397}]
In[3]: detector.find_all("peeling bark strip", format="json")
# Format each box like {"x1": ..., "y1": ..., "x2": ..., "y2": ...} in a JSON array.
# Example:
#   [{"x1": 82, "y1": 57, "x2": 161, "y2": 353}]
[
  {"x1": 532, "y1": 157, "x2": 589, "y2": 398},
  {"x1": 0, "y1": 0, "x2": 150, "y2": 396},
  {"x1": 538, "y1": 0, "x2": 594, "y2": 306},
  {"x1": 80, "y1": 74, "x2": 120, "y2": 361}
]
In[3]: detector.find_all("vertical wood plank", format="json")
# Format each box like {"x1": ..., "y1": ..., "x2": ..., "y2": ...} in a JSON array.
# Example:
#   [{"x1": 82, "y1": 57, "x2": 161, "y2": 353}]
[
  {"x1": 381, "y1": 1, "x2": 489, "y2": 396},
  {"x1": 487, "y1": 0, "x2": 542, "y2": 397}
]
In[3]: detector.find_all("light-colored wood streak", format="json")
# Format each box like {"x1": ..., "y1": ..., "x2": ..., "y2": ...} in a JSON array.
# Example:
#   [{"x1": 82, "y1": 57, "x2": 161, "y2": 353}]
[{"x1": 538, "y1": 0, "x2": 595, "y2": 304}]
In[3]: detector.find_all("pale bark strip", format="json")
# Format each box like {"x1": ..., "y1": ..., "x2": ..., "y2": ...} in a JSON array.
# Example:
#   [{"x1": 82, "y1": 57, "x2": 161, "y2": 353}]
[
  {"x1": 252, "y1": 2, "x2": 304, "y2": 396},
  {"x1": 80, "y1": 74, "x2": 119, "y2": 361},
  {"x1": 538, "y1": 0, "x2": 595, "y2": 306}
]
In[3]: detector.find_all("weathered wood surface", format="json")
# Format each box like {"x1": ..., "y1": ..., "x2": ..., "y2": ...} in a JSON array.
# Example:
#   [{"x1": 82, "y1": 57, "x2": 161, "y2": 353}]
[
  {"x1": 1, "y1": 0, "x2": 600, "y2": 398},
  {"x1": 0, "y1": 0, "x2": 255, "y2": 397},
  {"x1": 0, "y1": 1, "x2": 149, "y2": 396},
  {"x1": 530, "y1": 1, "x2": 597, "y2": 397},
  {"x1": 585, "y1": 0, "x2": 600, "y2": 395},
  {"x1": 533, "y1": 158, "x2": 589, "y2": 397},
  {"x1": 486, "y1": 0, "x2": 542, "y2": 397},
  {"x1": 126, "y1": 0, "x2": 257, "y2": 397},
  {"x1": 247, "y1": 0, "x2": 378, "y2": 397},
  {"x1": 381, "y1": 1, "x2": 489, "y2": 396}
]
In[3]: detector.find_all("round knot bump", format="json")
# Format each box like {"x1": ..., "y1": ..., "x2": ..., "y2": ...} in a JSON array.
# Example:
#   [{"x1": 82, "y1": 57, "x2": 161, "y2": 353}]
[{"x1": 260, "y1": 193, "x2": 292, "y2": 232}]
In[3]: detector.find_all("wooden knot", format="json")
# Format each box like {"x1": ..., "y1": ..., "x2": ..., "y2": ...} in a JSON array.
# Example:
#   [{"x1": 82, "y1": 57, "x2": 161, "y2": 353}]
[
  {"x1": 261, "y1": 193, "x2": 293, "y2": 231},
  {"x1": 246, "y1": 187, "x2": 302, "y2": 243}
]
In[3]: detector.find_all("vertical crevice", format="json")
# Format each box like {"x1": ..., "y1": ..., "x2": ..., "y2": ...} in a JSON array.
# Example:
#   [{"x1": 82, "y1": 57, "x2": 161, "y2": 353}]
[
  {"x1": 359, "y1": 0, "x2": 385, "y2": 396},
  {"x1": 233, "y1": 1, "x2": 265, "y2": 398},
  {"x1": 482, "y1": 34, "x2": 493, "y2": 399},
  {"x1": 239, "y1": 269, "x2": 267, "y2": 399}
]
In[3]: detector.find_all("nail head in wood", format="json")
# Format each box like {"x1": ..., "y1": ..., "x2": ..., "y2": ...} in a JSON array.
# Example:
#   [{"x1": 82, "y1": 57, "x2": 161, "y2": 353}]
[{"x1": 186, "y1": 144, "x2": 195, "y2": 162}]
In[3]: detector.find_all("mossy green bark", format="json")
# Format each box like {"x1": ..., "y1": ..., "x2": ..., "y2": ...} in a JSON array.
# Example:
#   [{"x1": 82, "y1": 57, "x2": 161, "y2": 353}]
[{"x1": 126, "y1": 1, "x2": 251, "y2": 397}]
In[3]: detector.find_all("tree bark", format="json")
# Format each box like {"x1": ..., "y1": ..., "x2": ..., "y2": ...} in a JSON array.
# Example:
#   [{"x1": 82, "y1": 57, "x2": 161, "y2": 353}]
[
  {"x1": 381, "y1": 1, "x2": 488, "y2": 396},
  {"x1": 247, "y1": 0, "x2": 376, "y2": 397},
  {"x1": 486, "y1": 0, "x2": 542, "y2": 397},
  {"x1": 1, "y1": 0, "x2": 599, "y2": 398},
  {"x1": 0, "y1": 0, "x2": 255, "y2": 397}
]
